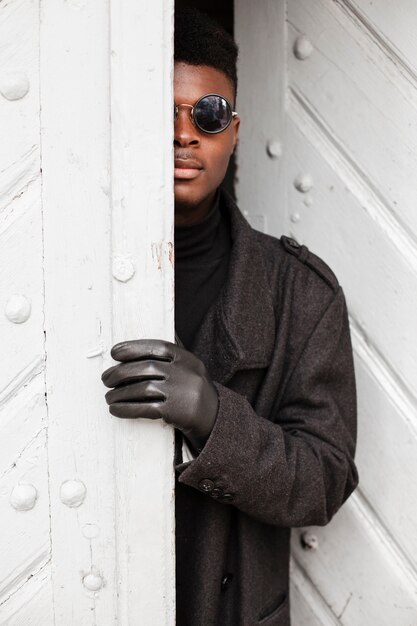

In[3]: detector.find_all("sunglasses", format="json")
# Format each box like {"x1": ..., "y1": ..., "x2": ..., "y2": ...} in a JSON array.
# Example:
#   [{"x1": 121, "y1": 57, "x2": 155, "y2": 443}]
[{"x1": 174, "y1": 93, "x2": 238, "y2": 134}]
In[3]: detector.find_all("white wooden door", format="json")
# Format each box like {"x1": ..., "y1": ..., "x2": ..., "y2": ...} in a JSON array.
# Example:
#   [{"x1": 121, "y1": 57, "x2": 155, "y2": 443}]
[
  {"x1": 0, "y1": 1, "x2": 175, "y2": 624},
  {"x1": 236, "y1": 1, "x2": 417, "y2": 624}
]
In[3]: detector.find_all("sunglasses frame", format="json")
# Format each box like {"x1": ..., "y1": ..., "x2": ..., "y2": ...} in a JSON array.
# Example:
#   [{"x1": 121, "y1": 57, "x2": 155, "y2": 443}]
[{"x1": 174, "y1": 92, "x2": 238, "y2": 135}]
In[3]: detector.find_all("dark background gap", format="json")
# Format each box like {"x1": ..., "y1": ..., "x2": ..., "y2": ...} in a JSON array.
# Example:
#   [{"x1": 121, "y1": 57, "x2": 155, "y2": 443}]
[{"x1": 175, "y1": 0, "x2": 236, "y2": 198}]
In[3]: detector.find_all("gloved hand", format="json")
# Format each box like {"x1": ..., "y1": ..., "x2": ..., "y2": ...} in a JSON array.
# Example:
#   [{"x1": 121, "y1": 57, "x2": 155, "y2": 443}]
[{"x1": 101, "y1": 339, "x2": 219, "y2": 453}]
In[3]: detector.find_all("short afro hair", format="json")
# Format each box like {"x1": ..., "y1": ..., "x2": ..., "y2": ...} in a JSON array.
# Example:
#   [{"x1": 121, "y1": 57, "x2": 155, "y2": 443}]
[{"x1": 174, "y1": 6, "x2": 238, "y2": 98}]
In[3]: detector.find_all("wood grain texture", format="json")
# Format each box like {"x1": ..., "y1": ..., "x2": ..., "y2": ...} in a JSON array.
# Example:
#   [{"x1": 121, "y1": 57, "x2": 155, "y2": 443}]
[
  {"x1": 39, "y1": 0, "x2": 117, "y2": 622},
  {"x1": 109, "y1": 0, "x2": 175, "y2": 623},
  {"x1": 286, "y1": 1, "x2": 417, "y2": 623},
  {"x1": 338, "y1": 0, "x2": 417, "y2": 78},
  {"x1": 290, "y1": 558, "x2": 339, "y2": 626},
  {"x1": 292, "y1": 495, "x2": 417, "y2": 624},
  {"x1": 40, "y1": 0, "x2": 175, "y2": 623},
  {"x1": 288, "y1": 0, "x2": 417, "y2": 239},
  {"x1": 0, "y1": 565, "x2": 53, "y2": 626},
  {"x1": 2, "y1": 0, "x2": 175, "y2": 622},
  {"x1": 0, "y1": 0, "x2": 52, "y2": 621},
  {"x1": 286, "y1": 113, "x2": 417, "y2": 400},
  {"x1": 236, "y1": 0, "x2": 417, "y2": 623}
]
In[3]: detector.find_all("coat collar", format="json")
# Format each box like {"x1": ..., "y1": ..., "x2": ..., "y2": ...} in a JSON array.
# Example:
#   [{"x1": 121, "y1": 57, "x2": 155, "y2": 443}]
[{"x1": 190, "y1": 188, "x2": 276, "y2": 385}]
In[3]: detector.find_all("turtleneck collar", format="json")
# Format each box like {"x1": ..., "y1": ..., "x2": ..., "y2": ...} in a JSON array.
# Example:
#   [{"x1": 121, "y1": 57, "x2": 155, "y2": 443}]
[{"x1": 174, "y1": 190, "x2": 222, "y2": 260}]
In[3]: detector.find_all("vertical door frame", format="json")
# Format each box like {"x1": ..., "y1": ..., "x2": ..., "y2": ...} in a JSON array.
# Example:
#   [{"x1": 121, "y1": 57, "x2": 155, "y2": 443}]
[
  {"x1": 109, "y1": 0, "x2": 176, "y2": 622},
  {"x1": 40, "y1": 0, "x2": 175, "y2": 622}
]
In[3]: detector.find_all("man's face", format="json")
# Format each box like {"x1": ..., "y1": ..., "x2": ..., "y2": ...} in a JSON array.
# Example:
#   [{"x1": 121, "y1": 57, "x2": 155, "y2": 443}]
[{"x1": 174, "y1": 62, "x2": 239, "y2": 221}]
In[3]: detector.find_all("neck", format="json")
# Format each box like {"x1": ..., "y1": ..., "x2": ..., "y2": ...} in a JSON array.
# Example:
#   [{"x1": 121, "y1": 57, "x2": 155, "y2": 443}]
[{"x1": 175, "y1": 190, "x2": 217, "y2": 226}]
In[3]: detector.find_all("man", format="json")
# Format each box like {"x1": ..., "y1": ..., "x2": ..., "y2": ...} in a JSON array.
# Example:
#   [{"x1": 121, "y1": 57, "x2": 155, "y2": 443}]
[{"x1": 101, "y1": 7, "x2": 359, "y2": 625}]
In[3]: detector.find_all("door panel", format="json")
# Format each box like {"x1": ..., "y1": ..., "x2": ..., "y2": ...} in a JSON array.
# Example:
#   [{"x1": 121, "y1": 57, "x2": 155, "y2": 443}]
[
  {"x1": 1, "y1": 0, "x2": 175, "y2": 623},
  {"x1": 235, "y1": 0, "x2": 417, "y2": 623}
]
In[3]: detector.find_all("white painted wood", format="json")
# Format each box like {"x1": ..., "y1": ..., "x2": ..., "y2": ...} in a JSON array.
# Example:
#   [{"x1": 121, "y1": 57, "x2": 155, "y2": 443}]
[
  {"x1": 340, "y1": 0, "x2": 417, "y2": 76},
  {"x1": 0, "y1": 565, "x2": 54, "y2": 626},
  {"x1": 285, "y1": 112, "x2": 417, "y2": 405},
  {"x1": 285, "y1": 1, "x2": 417, "y2": 623},
  {"x1": 39, "y1": 0, "x2": 118, "y2": 621},
  {"x1": 39, "y1": 0, "x2": 175, "y2": 621},
  {"x1": 292, "y1": 496, "x2": 417, "y2": 624},
  {"x1": 1, "y1": 0, "x2": 174, "y2": 623},
  {"x1": 288, "y1": 0, "x2": 417, "y2": 238},
  {"x1": 235, "y1": 0, "x2": 287, "y2": 237},
  {"x1": 235, "y1": 0, "x2": 417, "y2": 623},
  {"x1": 290, "y1": 558, "x2": 339, "y2": 626},
  {"x1": 0, "y1": 0, "x2": 52, "y2": 621},
  {"x1": 351, "y1": 325, "x2": 417, "y2": 569},
  {"x1": 0, "y1": 429, "x2": 50, "y2": 609},
  {"x1": 109, "y1": 0, "x2": 176, "y2": 623}
]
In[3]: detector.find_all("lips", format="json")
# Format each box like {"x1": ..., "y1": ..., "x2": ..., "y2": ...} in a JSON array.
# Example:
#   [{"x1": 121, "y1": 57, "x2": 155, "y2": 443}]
[{"x1": 174, "y1": 158, "x2": 203, "y2": 180}]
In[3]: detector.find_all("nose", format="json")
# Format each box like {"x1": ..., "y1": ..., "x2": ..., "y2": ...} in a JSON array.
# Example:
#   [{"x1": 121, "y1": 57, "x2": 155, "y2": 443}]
[{"x1": 174, "y1": 106, "x2": 200, "y2": 147}]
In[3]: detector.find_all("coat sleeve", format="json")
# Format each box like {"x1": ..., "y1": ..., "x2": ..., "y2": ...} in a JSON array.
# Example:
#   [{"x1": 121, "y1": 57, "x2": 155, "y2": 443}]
[{"x1": 174, "y1": 286, "x2": 359, "y2": 527}]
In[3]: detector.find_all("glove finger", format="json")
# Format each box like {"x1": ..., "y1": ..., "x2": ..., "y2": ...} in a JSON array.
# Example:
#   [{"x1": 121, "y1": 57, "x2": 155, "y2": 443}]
[
  {"x1": 108, "y1": 401, "x2": 164, "y2": 420},
  {"x1": 101, "y1": 359, "x2": 169, "y2": 388},
  {"x1": 105, "y1": 380, "x2": 166, "y2": 405},
  {"x1": 110, "y1": 339, "x2": 177, "y2": 363}
]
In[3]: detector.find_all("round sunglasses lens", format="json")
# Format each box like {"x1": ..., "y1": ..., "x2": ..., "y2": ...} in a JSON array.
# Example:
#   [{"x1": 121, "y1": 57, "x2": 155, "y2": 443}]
[{"x1": 194, "y1": 95, "x2": 232, "y2": 133}]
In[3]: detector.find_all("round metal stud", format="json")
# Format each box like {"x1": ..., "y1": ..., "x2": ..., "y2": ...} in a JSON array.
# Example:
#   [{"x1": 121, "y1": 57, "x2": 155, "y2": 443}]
[
  {"x1": 82, "y1": 572, "x2": 103, "y2": 591},
  {"x1": 60, "y1": 480, "x2": 87, "y2": 508},
  {"x1": 0, "y1": 71, "x2": 30, "y2": 100},
  {"x1": 5, "y1": 294, "x2": 31, "y2": 323},
  {"x1": 112, "y1": 256, "x2": 135, "y2": 282},
  {"x1": 293, "y1": 36, "x2": 314, "y2": 60},
  {"x1": 294, "y1": 173, "x2": 314, "y2": 193},
  {"x1": 300, "y1": 530, "x2": 319, "y2": 551},
  {"x1": 10, "y1": 483, "x2": 38, "y2": 511},
  {"x1": 266, "y1": 140, "x2": 282, "y2": 159}
]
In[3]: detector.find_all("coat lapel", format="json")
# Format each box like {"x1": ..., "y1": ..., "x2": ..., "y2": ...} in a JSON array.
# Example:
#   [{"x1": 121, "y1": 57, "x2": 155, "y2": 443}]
[{"x1": 190, "y1": 188, "x2": 276, "y2": 385}]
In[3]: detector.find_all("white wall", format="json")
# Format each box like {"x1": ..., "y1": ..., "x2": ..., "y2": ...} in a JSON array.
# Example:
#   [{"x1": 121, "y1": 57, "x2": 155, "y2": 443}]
[
  {"x1": 235, "y1": 0, "x2": 417, "y2": 623},
  {"x1": 0, "y1": 1, "x2": 175, "y2": 623}
]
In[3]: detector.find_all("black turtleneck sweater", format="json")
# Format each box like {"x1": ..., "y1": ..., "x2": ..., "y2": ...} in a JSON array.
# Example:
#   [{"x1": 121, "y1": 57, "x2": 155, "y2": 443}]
[{"x1": 174, "y1": 190, "x2": 232, "y2": 349}]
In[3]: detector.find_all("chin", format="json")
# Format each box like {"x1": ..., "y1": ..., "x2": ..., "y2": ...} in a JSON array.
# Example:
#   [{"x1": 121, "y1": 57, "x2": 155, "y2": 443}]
[{"x1": 174, "y1": 186, "x2": 203, "y2": 210}]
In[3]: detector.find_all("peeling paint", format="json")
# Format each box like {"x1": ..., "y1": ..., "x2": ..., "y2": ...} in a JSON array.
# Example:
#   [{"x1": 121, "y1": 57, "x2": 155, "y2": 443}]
[
  {"x1": 86, "y1": 342, "x2": 106, "y2": 358},
  {"x1": 168, "y1": 241, "x2": 174, "y2": 267},
  {"x1": 151, "y1": 241, "x2": 164, "y2": 270}
]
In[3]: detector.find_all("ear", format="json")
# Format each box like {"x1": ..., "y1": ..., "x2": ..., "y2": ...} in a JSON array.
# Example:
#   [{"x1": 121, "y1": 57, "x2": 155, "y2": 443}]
[{"x1": 231, "y1": 115, "x2": 240, "y2": 153}]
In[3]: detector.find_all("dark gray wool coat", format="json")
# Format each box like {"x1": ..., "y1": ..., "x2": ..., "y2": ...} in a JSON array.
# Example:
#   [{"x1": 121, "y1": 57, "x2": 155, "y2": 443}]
[{"x1": 174, "y1": 187, "x2": 359, "y2": 626}]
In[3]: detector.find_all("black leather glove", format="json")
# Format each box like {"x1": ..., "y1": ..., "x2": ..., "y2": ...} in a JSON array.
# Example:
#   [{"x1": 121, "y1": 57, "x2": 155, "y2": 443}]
[{"x1": 101, "y1": 339, "x2": 219, "y2": 453}]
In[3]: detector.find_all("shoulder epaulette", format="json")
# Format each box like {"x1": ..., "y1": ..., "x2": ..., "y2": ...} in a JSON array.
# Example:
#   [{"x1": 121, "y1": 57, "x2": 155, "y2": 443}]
[{"x1": 280, "y1": 235, "x2": 339, "y2": 293}]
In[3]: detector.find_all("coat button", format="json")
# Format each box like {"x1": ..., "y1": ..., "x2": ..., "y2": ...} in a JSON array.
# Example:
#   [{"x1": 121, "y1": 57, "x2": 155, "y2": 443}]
[
  {"x1": 199, "y1": 478, "x2": 214, "y2": 492},
  {"x1": 221, "y1": 573, "x2": 233, "y2": 592},
  {"x1": 219, "y1": 493, "x2": 234, "y2": 502},
  {"x1": 287, "y1": 237, "x2": 300, "y2": 248},
  {"x1": 211, "y1": 487, "x2": 223, "y2": 498}
]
